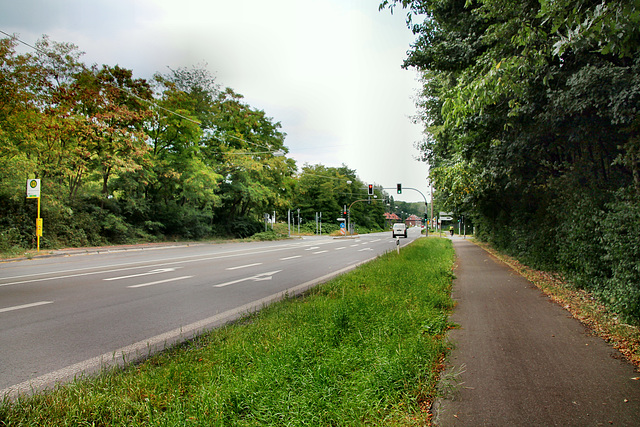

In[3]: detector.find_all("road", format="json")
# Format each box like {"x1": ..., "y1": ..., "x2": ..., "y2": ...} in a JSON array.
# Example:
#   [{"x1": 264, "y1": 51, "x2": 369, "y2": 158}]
[{"x1": 0, "y1": 229, "x2": 421, "y2": 396}]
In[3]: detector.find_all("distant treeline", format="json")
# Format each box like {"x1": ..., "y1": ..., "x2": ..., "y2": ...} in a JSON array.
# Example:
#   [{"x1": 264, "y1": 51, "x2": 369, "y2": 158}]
[
  {"x1": 0, "y1": 36, "x2": 390, "y2": 253},
  {"x1": 382, "y1": 0, "x2": 640, "y2": 321}
]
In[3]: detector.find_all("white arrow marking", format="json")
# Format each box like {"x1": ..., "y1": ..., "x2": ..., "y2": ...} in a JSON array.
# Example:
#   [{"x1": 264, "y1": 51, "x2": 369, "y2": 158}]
[
  {"x1": 214, "y1": 270, "x2": 282, "y2": 288},
  {"x1": 104, "y1": 268, "x2": 179, "y2": 281}
]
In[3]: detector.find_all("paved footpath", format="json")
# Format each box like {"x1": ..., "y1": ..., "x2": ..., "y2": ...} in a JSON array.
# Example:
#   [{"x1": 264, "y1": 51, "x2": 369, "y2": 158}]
[{"x1": 434, "y1": 238, "x2": 640, "y2": 426}]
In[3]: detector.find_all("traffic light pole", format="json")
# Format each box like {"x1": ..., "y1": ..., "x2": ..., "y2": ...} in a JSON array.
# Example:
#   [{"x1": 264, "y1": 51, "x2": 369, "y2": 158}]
[{"x1": 347, "y1": 198, "x2": 380, "y2": 236}]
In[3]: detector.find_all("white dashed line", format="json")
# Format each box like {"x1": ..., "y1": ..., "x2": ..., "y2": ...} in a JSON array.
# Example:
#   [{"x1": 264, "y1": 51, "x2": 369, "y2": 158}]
[
  {"x1": 0, "y1": 301, "x2": 53, "y2": 314},
  {"x1": 280, "y1": 255, "x2": 302, "y2": 261},
  {"x1": 226, "y1": 263, "x2": 262, "y2": 270},
  {"x1": 128, "y1": 276, "x2": 193, "y2": 288}
]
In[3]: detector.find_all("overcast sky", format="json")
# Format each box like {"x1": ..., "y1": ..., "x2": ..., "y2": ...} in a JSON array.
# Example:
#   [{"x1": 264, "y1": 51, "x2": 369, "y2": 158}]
[{"x1": 1, "y1": 0, "x2": 430, "y2": 202}]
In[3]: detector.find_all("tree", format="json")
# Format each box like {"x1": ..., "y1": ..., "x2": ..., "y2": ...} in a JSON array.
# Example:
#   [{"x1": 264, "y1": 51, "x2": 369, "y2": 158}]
[
  {"x1": 209, "y1": 88, "x2": 294, "y2": 222},
  {"x1": 381, "y1": 0, "x2": 640, "y2": 319}
]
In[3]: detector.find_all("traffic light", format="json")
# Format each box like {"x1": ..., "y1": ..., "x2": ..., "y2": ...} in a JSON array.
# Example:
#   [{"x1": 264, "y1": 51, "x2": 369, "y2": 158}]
[
  {"x1": 397, "y1": 183, "x2": 402, "y2": 194},
  {"x1": 368, "y1": 184, "x2": 373, "y2": 196}
]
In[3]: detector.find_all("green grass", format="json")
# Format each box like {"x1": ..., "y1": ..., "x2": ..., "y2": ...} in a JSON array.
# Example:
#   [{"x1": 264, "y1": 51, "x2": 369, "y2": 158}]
[{"x1": 0, "y1": 238, "x2": 455, "y2": 426}]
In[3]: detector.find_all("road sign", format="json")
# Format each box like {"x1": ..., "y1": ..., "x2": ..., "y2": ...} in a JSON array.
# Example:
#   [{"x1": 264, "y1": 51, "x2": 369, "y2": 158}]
[
  {"x1": 26, "y1": 179, "x2": 40, "y2": 198},
  {"x1": 440, "y1": 216, "x2": 454, "y2": 221}
]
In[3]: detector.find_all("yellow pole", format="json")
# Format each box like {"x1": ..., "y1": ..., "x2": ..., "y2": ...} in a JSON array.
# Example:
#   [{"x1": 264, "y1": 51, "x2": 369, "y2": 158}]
[{"x1": 37, "y1": 196, "x2": 41, "y2": 252}]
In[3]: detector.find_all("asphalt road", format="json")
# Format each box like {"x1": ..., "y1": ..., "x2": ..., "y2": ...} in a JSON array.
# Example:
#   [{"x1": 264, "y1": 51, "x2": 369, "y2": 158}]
[
  {"x1": 435, "y1": 238, "x2": 640, "y2": 426},
  {"x1": 0, "y1": 229, "x2": 421, "y2": 396}
]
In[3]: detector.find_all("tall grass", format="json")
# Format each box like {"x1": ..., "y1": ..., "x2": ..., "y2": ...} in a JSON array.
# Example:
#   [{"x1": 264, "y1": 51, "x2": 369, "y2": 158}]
[{"x1": 1, "y1": 238, "x2": 455, "y2": 426}]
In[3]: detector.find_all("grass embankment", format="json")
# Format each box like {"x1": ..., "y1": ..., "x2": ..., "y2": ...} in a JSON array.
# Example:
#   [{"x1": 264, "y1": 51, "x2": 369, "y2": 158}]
[{"x1": 1, "y1": 238, "x2": 455, "y2": 426}]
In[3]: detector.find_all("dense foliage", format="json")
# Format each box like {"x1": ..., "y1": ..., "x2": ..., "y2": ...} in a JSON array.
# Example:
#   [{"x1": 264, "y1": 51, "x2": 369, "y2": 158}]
[
  {"x1": 381, "y1": 0, "x2": 640, "y2": 321},
  {"x1": 0, "y1": 36, "x2": 389, "y2": 252}
]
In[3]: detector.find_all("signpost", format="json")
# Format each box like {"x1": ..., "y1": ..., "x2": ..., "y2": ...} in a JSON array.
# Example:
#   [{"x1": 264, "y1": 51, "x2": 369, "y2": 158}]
[{"x1": 26, "y1": 179, "x2": 42, "y2": 252}]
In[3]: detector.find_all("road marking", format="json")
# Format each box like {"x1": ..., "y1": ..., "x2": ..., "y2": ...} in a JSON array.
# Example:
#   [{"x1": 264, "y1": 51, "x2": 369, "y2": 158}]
[
  {"x1": 0, "y1": 256, "x2": 379, "y2": 398},
  {"x1": 350, "y1": 244, "x2": 359, "y2": 247},
  {"x1": 305, "y1": 246, "x2": 319, "y2": 251},
  {"x1": 226, "y1": 263, "x2": 262, "y2": 270},
  {"x1": 0, "y1": 243, "x2": 310, "y2": 288},
  {"x1": 0, "y1": 301, "x2": 53, "y2": 314},
  {"x1": 358, "y1": 248, "x2": 373, "y2": 252},
  {"x1": 371, "y1": 239, "x2": 382, "y2": 243},
  {"x1": 104, "y1": 268, "x2": 179, "y2": 281},
  {"x1": 313, "y1": 250, "x2": 328, "y2": 254},
  {"x1": 214, "y1": 270, "x2": 282, "y2": 288},
  {"x1": 128, "y1": 276, "x2": 193, "y2": 288},
  {"x1": 335, "y1": 247, "x2": 346, "y2": 250},
  {"x1": 280, "y1": 255, "x2": 302, "y2": 260}
]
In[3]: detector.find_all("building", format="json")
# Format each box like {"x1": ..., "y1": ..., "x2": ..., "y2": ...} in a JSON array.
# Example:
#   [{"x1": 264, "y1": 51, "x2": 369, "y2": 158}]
[
  {"x1": 384, "y1": 212, "x2": 401, "y2": 229},
  {"x1": 405, "y1": 214, "x2": 421, "y2": 227}
]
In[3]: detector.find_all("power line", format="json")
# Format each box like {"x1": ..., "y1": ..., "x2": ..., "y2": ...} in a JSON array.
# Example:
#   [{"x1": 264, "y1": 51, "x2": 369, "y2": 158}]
[{"x1": 1, "y1": 30, "x2": 289, "y2": 155}]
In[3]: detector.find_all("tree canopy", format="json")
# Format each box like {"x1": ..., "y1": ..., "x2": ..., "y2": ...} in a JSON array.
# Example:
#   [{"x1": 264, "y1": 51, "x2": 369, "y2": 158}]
[{"x1": 381, "y1": 0, "x2": 640, "y2": 321}]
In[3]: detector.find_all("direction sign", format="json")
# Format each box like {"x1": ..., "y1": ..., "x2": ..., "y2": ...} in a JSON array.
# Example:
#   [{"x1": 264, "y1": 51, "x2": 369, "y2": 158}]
[{"x1": 440, "y1": 216, "x2": 454, "y2": 221}]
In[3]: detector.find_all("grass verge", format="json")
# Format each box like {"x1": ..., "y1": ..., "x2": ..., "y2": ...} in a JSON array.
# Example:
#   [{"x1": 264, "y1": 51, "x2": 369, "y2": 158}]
[
  {"x1": 1, "y1": 238, "x2": 455, "y2": 426},
  {"x1": 475, "y1": 240, "x2": 640, "y2": 369}
]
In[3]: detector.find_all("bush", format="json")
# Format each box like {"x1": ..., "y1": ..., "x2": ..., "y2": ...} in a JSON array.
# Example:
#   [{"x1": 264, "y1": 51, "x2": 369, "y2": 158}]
[
  {"x1": 0, "y1": 227, "x2": 25, "y2": 256},
  {"x1": 599, "y1": 191, "x2": 640, "y2": 322},
  {"x1": 228, "y1": 216, "x2": 263, "y2": 238}
]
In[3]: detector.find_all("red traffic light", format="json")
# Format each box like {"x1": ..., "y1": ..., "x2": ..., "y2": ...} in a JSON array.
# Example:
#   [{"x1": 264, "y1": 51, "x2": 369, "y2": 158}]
[{"x1": 368, "y1": 184, "x2": 373, "y2": 196}]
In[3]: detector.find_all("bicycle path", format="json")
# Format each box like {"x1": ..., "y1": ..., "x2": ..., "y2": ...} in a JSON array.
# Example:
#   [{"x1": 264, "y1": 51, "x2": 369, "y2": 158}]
[{"x1": 434, "y1": 238, "x2": 640, "y2": 426}]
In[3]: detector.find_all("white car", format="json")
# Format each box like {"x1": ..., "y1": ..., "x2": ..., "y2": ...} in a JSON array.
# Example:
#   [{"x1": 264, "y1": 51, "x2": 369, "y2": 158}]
[{"x1": 392, "y1": 223, "x2": 407, "y2": 238}]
